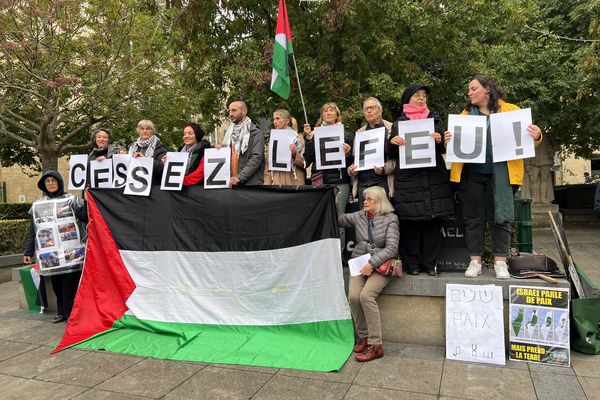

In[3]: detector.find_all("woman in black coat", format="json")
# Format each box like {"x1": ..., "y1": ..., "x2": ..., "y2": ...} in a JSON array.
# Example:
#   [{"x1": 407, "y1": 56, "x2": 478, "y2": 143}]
[{"x1": 387, "y1": 84, "x2": 454, "y2": 275}]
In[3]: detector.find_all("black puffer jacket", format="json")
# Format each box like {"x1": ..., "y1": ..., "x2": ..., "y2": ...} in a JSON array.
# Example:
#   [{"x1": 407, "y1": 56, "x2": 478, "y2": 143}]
[
  {"x1": 303, "y1": 130, "x2": 353, "y2": 185},
  {"x1": 387, "y1": 111, "x2": 453, "y2": 220}
]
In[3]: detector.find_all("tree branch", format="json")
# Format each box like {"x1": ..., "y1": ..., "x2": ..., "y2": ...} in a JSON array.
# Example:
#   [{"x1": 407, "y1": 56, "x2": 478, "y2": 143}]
[
  {"x1": 60, "y1": 143, "x2": 92, "y2": 153},
  {"x1": 2, "y1": 108, "x2": 41, "y2": 131},
  {"x1": 0, "y1": 120, "x2": 36, "y2": 147},
  {"x1": 57, "y1": 116, "x2": 107, "y2": 149},
  {"x1": 0, "y1": 114, "x2": 39, "y2": 139}
]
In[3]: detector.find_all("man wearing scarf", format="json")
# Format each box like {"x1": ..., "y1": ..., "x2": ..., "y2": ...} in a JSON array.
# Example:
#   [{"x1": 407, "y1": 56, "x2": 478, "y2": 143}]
[{"x1": 222, "y1": 101, "x2": 265, "y2": 185}]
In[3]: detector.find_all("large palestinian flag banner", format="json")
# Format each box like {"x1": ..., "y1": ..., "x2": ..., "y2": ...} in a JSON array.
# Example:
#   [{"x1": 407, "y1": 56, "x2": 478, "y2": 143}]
[{"x1": 53, "y1": 186, "x2": 353, "y2": 371}]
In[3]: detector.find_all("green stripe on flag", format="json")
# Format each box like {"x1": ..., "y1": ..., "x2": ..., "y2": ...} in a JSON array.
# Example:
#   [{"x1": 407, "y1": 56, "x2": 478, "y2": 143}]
[
  {"x1": 74, "y1": 314, "x2": 354, "y2": 371},
  {"x1": 19, "y1": 266, "x2": 41, "y2": 313}
]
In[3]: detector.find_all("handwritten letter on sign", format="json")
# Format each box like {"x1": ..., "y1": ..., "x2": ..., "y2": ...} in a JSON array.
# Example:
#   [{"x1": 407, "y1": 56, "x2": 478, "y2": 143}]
[
  {"x1": 353, "y1": 127, "x2": 385, "y2": 171},
  {"x1": 268, "y1": 129, "x2": 296, "y2": 172},
  {"x1": 68, "y1": 155, "x2": 88, "y2": 190},
  {"x1": 490, "y1": 108, "x2": 535, "y2": 162},
  {"x1": 446, "y1": 115, "x2": 488, "y2": 164},
  {"x1": 397, "y1": 118, "x2": 436, "y2": 169},
  {"x1": 446, "y1": 283, "x2": 505, "y2": 365},
  {"x1": 314, "y1": 125, "x2": 346, "y2": 170},
  {"x1": 204, "y1": 148, "x2": 231, "y2": 189}
]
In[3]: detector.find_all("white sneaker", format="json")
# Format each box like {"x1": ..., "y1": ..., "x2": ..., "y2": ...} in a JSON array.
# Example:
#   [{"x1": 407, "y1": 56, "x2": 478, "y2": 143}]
[
  {"x1": 494, "y1": 261, "x2": 510, "y2": 279},
  {"x1": 464, "y1": 261, "x2": 482, "y2": 278}
]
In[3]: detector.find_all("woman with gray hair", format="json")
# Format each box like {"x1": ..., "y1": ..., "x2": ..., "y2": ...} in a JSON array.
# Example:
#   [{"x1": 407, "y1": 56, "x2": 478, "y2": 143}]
[
  {"x1": 338, "y1": 186, "x2": 399, "y2": 362},
  {"x1": 128, "y1": 120, "x2": 167, "y2": 184}
]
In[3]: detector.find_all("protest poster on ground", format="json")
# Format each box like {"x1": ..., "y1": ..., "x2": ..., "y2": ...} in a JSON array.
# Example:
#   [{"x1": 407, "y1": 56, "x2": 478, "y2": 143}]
[
  {"x1": 268, "y1": 129, "x2": 296, "y2": 172},
  {"x1": 490, "y1": 108, "x2": 535, "y2": 162},
  {"x1": 204, "y1": 148, "x2": 231, "y2": 189},
  {"x1": 353, "y1": 127, "x2": 385, "y2": 171},
  {"x1": 397, "y1": 118, "x2": 436, "y2": 169},
  {"x1": 509, "y1": 285, "x2": 570, "y2": 367},
  {"x1": 68, "y1": 155, "x2": 88, "y2": 190},
  {"x1": 445, "y1": 115, "x2": 487, "y2": 164},
  {"x1": 446, "y1": 283, "x2": 505, "y2": 365},
  {"x1": 314, "y1": 125, "x2": 346, "y2": 170}
]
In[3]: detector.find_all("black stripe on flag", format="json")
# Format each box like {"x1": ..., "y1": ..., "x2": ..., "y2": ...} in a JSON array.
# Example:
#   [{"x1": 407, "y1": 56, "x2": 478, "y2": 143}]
[{"x1": 91, "y1": 185, "x2": 339, "y2": 252}]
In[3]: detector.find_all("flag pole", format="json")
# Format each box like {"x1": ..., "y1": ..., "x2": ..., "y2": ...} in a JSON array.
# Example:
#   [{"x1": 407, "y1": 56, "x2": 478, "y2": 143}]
[{"x1": 291, "y1": 53, "x2": 308, "y2": 125}]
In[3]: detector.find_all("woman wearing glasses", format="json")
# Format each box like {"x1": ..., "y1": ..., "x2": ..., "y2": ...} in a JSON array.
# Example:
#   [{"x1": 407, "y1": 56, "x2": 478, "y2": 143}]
[{"x1": 387, "y1": 84, "x2": 453, "y2": 276}]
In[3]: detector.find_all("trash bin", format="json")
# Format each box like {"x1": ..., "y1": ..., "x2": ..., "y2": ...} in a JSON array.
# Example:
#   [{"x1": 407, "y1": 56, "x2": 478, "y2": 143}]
[{"x1": 513, "y1": 198, "x2": 533, "y2": 253}]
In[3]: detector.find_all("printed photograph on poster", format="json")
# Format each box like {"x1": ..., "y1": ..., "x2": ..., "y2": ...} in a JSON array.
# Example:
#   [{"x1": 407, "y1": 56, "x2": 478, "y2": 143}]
[
  {"x1": 37, "y1": 228, "x2": 56, "y2": 249},
  {"x1": 64, "y1": 246, "x2": 85, "y2": 264},
  {"x1": 33, "y1": 202, "x2": 55, "y2": 224},
  {"x1": 38, "y1": 250, "x2": 61, "y2": 269},
  {"x1": 55, "y1": 200, "x2": 74, "y2": 219},
  {"x1": 58, "y1": 222, "x2": 79, "y2": 244}
]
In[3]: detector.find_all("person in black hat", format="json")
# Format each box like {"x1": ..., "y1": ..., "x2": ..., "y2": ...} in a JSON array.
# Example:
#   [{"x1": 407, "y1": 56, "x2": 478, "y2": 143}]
[{"x1": 386, "y1": 84, "x2": 453, "y2": 276}]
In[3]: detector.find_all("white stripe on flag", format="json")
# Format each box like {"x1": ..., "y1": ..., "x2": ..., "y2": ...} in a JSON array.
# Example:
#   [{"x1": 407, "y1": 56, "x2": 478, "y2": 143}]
[
  {"x1": 121, "y1": 238, "x2": 350, "y2": 326},
  {"x1": 30, "y1": 267, "x2": 40, "y2": 289},
  {"x1": 270, "y1": 69, "x2": 278, "y2": 89},
  {"x1": 274, "y1": 32, "x2": 287, "y2": 48}
]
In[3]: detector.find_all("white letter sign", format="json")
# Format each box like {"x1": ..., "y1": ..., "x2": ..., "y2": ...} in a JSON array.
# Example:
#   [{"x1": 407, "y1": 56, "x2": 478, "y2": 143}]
[
  {"x1": 397, "y1": 118, "x2": 436, "y2": 169},
  {"x1": 89, "y1": 160, "x2": 113, "y2": 188},
  {"x1": 490, "y1": 108, "x2": 535, "y2": 162},
  {"x1": 204, "y1": 148, "x2": 231, "y2": 189},
  {"x1": 354, "y1": 127, "x2": 385, "y2": 171},
  {"x1": 268, "y1": 129, "x2": 296, "y2": 172},
  {"x1": 112, "y1": 154, "x2": 131, "y2": 189},
  {"x1": 123, "y1": 157, "x2": 153, "y2": 197},
  {"x1": 314, "y1": 125, "x2": 346, "y2": 170},
  {"x1": 160, "y1": 152, "x2": 189, "y2": 191},
  {"x1": 68, "y1": 155, "x2": 88, "y2": 190},
  {"x1": 446, "y1": 115, "x2": 488, "y2": 164},
  {"x1": 446, "y1": 283, "x2": 505, "y2": 366}
]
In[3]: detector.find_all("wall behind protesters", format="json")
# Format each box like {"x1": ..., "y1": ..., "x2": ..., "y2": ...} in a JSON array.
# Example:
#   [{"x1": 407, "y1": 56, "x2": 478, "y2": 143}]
[{"x1": 0, "y1": 156, "x2": 79, "y2": 203}]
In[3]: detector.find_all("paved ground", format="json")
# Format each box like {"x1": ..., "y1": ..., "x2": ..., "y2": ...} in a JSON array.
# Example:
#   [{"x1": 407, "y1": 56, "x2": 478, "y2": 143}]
[{"x1": 0, "y1": 225, "x2": 598, "y2": 399}]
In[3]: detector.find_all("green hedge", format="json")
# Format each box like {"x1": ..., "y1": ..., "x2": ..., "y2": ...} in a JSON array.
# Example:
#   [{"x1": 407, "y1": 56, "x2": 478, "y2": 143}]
[
  {"x1": 0, "y1": 219, "x2": 29, "y2": 256},
  {"x1": 0, "y1": 203, "x2": 31, "y2": 220}
]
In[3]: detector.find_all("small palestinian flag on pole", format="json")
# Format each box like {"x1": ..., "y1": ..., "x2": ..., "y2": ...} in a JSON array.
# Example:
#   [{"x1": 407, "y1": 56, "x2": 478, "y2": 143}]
[{"x1": 270, "y1": 0, "x2": 294, "y2": 99}]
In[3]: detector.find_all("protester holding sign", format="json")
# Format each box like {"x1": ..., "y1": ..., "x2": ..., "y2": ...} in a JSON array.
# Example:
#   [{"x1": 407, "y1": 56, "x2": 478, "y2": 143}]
[
  {"x1": 264, "y1": 109, "x2": 305, "y2": 185},
  {"x1": 339, "y1": 186, "x2": 399, "y2": 362},
  {"x1": 348, "y1": 97, "x2": 395, "y2": 204},
  {"x1": 387, "y1": 84, "x2": 453, "y2": 276},
  {"x1": 22, "y1": 171, "x2": 88, "y2": 323},
  {"x1": 165, "y1": 123, "x2": 211, "y2": 186},
  {"x1": 221, "y1": 101, "x2": 265, "y2": 185},
  {"x1": 127, "y1": 120, "x2": 167, "y2": 185},
  {"x1": 303, "y1": 102, "x2": 353, "y2": 242},
  {"x1": 444, "y1": 75, "x2": 543, "y2": 279}
]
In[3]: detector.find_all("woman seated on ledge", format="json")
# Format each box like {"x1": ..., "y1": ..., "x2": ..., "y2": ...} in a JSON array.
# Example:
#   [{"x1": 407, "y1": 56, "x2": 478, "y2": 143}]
[{"x1": 338, "y1": 186, "x2": 399, "y2": 362}]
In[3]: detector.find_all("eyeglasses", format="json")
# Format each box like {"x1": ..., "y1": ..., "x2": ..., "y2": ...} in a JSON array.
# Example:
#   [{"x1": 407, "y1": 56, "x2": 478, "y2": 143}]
[
  {"x1": 363, "y1": 106, "x2": 379, "y2": 112},
  {"x1": 364, "y1": 197, "x2": 375, "y2": 202}
]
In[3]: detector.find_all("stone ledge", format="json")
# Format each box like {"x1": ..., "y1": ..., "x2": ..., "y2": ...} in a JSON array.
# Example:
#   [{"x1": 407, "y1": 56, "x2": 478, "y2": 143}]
[
  {"x1": 344, "y1": 267, "x2": 570, "y2": 299},
  {"x1": 0, "y1": 254, "x2": 22, "y2": 268}
]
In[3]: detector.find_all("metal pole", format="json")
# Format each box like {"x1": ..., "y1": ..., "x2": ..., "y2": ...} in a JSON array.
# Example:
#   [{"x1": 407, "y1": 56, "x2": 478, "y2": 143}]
[{"x1": 291, "y1": 52, "x2": 308, "y2": 125}]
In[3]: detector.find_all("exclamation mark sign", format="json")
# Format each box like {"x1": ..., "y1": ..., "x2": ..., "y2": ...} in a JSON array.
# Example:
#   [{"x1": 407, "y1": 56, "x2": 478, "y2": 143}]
[{"x1": 513, "y1": 121, "x2": 523, "y2": 156}]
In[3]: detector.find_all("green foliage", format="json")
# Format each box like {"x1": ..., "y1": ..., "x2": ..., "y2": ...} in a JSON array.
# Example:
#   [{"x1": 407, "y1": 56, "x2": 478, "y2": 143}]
[
  {"x1": 0, "y1": 203, "x2": 31, "y2": 220},
  {"x1": 174, "y1": 0, "x2": 599, "y2": 156},
  {"x1": 0, "y1": 219, "x2": 29, "y2": 255}
]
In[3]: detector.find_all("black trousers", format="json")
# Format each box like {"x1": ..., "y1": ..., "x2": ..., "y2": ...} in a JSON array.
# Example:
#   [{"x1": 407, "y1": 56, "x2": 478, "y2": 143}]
[
  {"x1": 50, "y1": 270, "x2": 82, "y2": 318},
  {"x1": 399, "y1": 219, "x2": 443, "y2": 273},
  {"x1": 460, "y1": 171, "x2": 511, "y2": 257}
]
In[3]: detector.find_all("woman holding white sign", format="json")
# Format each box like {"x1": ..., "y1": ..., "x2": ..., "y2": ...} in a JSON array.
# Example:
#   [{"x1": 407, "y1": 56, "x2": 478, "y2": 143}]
[
  {"x1": 264, "y1": 109, "x2": 305, "y2": 185},
  {"x1": 444, "y1": 75, "x2": 543, "y2": 279},
  {"x1": 387, "y1": 84, "x2": 453, "y2": 276},
  {"x1": 163, "y1": 122, "x2": 211, "y2": 186},
  {"x1": 339, "y1": 186, "x2": 399, "y2": 362}
]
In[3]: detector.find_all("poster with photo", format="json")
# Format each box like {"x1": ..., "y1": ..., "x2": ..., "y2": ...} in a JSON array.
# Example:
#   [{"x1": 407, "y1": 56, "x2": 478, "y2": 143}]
[
  {"x1": 55, "y1": 200, "x2": 74, "y2": 219},
  {"x1": 36, "y1": 228, "x2": 57, "y2": 249},
  {"x1": 33, "y1": 201, "x2": 56, "y2": 225},
  {"x1": 64, "y1": 246, "x2": 86, "y2": 265},
  {"x1": 509, "y1": 285, "x2": 570, "y2": 367},
  {"x1": 38, "y1": 250, "x2": 61, "y2": 270},
  {"x1": 58, "y1": 222, "x2": 80, "y2": 247}
]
